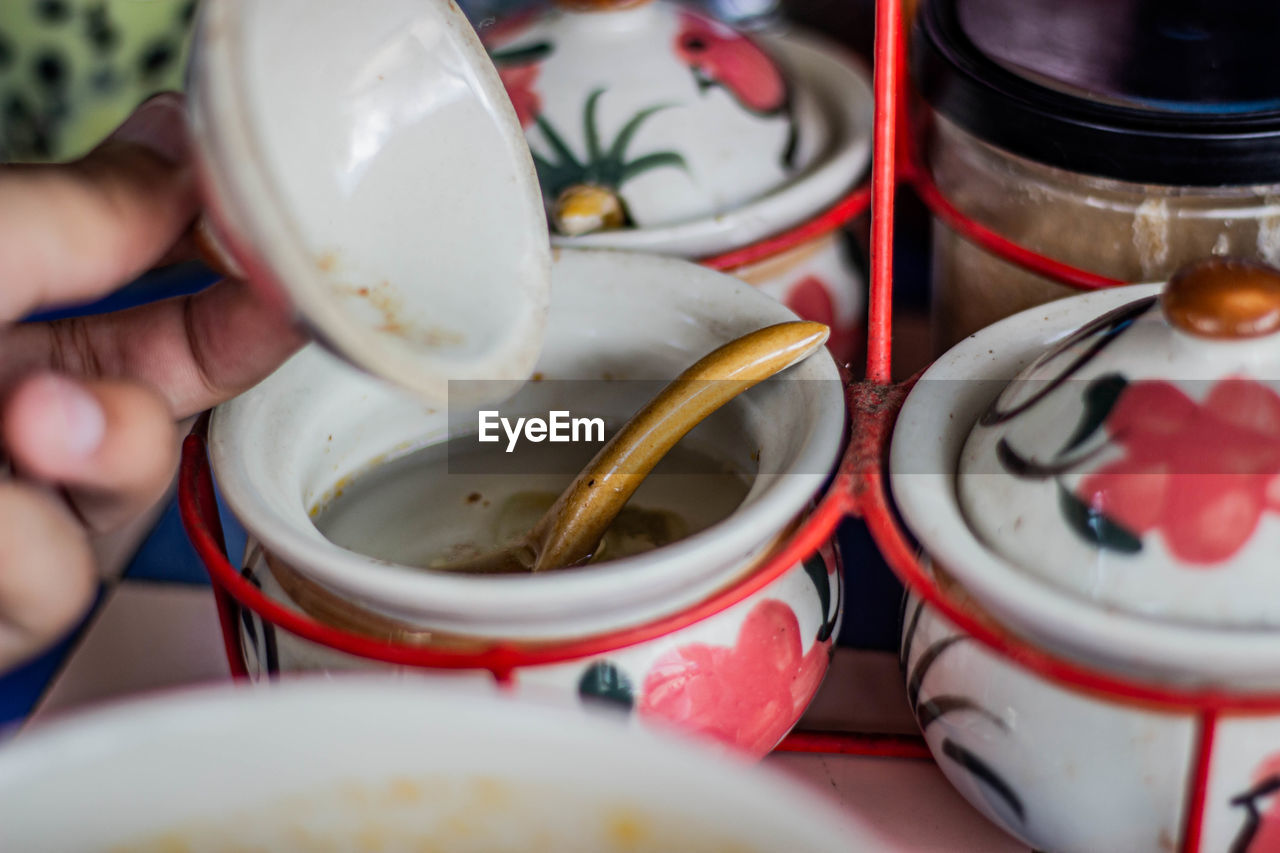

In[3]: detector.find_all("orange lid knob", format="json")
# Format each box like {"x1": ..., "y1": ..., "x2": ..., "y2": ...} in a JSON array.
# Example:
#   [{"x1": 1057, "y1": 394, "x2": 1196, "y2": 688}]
[{"x1": 1162, "y1": 257, "x2": 1280, "y2": 339}]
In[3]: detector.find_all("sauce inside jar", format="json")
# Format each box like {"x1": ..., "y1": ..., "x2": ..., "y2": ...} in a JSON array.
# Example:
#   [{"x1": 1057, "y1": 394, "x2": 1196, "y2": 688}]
[{"x1": 312, "y1": 436, "x2": 752, "y2": 571}]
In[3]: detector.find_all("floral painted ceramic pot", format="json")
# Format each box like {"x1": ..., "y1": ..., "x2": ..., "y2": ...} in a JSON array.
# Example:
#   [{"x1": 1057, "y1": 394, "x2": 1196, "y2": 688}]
[
  {"x1": 479, "y1": 0, "x2": 872, "y2": 363},
  {"x1": 0, "y1": 0, "x2": 194, "y2": 161},
  {"x1": 238, "y1": 539, "x2": 840, "y2": 758},
  {"x1": 891, "y1": 259, "x2": 1280, "y2": 852},
  {"x1": 209, "y1": 249, "x2": 846, "y2": 757}
]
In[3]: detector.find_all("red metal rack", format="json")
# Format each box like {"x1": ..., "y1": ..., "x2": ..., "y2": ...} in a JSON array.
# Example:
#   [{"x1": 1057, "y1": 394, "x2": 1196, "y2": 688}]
[{"x1": 176, "y1": 0, "x2": 1280, "y2": 849}]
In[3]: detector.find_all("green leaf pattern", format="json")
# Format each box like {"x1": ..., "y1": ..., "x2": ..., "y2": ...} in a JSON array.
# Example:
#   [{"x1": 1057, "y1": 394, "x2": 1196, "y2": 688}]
[
  {"x1": 1057, "y1": 482, "x2": 1143, "y2": 553},
  {"x1": 996, "y1": 370, "x2": 1146, "y2": 556},
  {"x1": 530, "y1": 88, "x2": 688, "y2": 203}
]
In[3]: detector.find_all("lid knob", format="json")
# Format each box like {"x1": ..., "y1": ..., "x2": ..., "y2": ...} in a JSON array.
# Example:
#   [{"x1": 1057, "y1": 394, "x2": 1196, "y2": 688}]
[{"x1": 1161, "y1": 257, "x2": 1280, "y2": 339}]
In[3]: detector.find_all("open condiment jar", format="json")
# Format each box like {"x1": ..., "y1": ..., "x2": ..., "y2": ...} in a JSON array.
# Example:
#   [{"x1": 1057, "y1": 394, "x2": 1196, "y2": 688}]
[
  {"x1": 183, "y1": 0, "x2": 847, "y2": 758},
  {"x1": 915, "y1": 0, "x2": 1280, "y2": 353},
  {"x1": 209, "y1": 249, "x2": 846, "y2": 758}
]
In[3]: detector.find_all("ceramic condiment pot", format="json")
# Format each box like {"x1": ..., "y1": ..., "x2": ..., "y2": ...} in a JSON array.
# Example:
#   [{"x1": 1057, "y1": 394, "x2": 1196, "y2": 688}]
[
  {"x1": 890, "y1": 260, "x2": 1280, "y2": 851},
  {"x1": 210, "y1": 249, "x2": 846, "y2": 757},
  {"x1": 481, "y1": 0, "x2": 872, "y2": 361}
]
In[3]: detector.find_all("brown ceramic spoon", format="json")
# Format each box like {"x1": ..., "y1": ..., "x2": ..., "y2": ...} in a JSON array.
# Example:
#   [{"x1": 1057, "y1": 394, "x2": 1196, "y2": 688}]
[{"x1": 440, "y1": 321, "x2": 830, "y2": 574}]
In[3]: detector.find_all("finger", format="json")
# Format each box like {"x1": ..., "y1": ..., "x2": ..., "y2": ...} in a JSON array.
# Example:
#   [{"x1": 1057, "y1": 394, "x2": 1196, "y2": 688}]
[
  {"x1": 3, "y1": 374, "x2": 178, "y2": 532},
  {"x1": 0, "y1": 92, "x2": 198, "y2": 322},
  {"x1": 125, "y1": 277, "x2": 304, "y2": 416},
  {"x1": 149, "y1": 229, "x2": 204, "y2": 271},
  {"x1": 2, "y1": 276, "x2": 303, "y2": 417},
  {"x1": 0, "y1": 482, "x2": 96, "y2": 672}
]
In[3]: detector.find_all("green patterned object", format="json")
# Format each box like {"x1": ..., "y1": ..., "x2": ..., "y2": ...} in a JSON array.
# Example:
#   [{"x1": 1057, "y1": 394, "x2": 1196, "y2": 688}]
[{"x1": 0, "y1": 0, "x2": 195, "y2": 162}]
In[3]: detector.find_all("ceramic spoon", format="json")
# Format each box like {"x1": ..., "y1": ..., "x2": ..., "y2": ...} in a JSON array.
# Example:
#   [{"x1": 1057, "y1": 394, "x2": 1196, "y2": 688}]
[{"x1": 443, "y1": 321, "x2": 829, "y2": 574}]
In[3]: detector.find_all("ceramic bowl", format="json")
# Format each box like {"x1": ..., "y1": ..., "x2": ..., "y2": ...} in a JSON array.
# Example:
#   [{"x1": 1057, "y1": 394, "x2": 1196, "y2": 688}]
[
  {"x1": 0, "y1": 677, "x2": 887, "y2": 850},
  {"x1": 482, "y1": 3, "x2": 872, "y2": 361},
  {"x1": 890, "y1": 267, "x2": 1280, "y2": 851},
  {"x1": 209, "y1": 248, "x2": 845, "y2": 755},
  {"x1": 187, "y1": 0, "x2": 551, "y2": 403}
]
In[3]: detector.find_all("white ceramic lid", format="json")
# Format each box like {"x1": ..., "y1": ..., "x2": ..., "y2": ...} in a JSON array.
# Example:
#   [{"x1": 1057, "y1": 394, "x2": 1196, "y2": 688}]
[
  {"x1": 187, "y1": 0, "x2": 551, "y2": 403},
  {"x1": 480, "y1": 0, "x2": 840, "y2": 238},
  {"x1": 958, "y1": 258, "x2": 1280, "y2": 630}
]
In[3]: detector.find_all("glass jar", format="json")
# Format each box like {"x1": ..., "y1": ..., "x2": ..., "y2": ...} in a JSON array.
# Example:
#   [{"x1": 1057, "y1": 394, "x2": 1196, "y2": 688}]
[
  {"x1": 915, "y1": 0, "x2": 1280, "y2": 352},
  {"x1": 927, "y1": 114, "x2": 1280, "y2": 350}
]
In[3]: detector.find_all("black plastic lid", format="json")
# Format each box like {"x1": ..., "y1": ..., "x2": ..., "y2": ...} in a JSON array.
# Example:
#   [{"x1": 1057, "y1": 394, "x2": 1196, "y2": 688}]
[{"x1": 914, "y1": 0, "x2": 1280, "y2": 186}]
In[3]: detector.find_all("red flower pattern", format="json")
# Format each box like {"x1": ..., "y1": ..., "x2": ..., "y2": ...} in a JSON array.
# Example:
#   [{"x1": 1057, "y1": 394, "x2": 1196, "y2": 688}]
[
  {"x1": 674, "y1": 11, "x2": 786, "y2": 115},
  {"x1": 497, "y1": 64, "x2": 542, "y2": 129},
  {"x1": 638, "y1": 598, "x2": 830, "y2": 756},
  {"x1": 1078, "y1": 378, "x2": 1280, "y2": 564},
  {"x1": 480, "y1": 12, "x2": 545, "y2": 129},
  {"x1": 785, "y1": 274, "x2": 855, "y2": 364}
]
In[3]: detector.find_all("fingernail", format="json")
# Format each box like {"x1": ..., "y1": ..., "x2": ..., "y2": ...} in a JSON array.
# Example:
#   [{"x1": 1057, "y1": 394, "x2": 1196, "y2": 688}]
[
  {"x1": 34, "y1": 376, "x2": 105, "y2": 459},
  {"x1": 109, "y1": 91, "x2": 188, "y2": 164}
]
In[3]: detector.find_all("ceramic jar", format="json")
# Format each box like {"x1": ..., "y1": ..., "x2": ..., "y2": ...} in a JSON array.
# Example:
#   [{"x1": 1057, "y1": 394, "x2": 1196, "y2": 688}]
[
  {"x1": 209, "y1": 249, "x2": 846, "y2": 758},
  {"x1": 903, "y1": 580, "x2": 1280, "y2": 853},
  {"x1": 0, "y1": 0, "x2": 194, "y2": 161},
  {"x1": 916, "y1": 0, "x2": 1280, "y2": 353},
  {"x1": 900, "y1": 588, "x2": 1201, "y2": 853},
  {"x1": 890, "y1": 260, "x2": 1280, "y2": 851},
  {"x1": 187, "y1": 0, "x2": 845, "y2": 759},
  {"x1": 480, "y1": 0, "x2": 872, "y2": 362}
]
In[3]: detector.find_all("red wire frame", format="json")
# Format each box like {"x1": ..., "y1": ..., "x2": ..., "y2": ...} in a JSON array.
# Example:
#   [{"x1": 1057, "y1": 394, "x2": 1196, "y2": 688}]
[{"x1": 172, "y1": 1, "x2": 1280, "y2": 850}]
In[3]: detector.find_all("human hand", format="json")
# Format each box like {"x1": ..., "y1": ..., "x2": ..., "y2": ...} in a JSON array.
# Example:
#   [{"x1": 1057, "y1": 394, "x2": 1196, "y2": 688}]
[{"x1": 0, "y1": 93, "x2": 303, "y2": 671}]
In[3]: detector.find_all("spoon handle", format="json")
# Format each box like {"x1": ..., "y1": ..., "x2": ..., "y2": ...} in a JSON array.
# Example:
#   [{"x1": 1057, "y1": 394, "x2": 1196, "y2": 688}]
[{"x1": 530, "y1": 321, "x2": 828, "y2": 571}]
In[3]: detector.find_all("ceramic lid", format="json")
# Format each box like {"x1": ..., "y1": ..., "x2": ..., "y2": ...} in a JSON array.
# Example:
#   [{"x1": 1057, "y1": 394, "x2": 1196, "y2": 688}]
[
  {"x1": 187, "y1": 0, "x2": 551, "y2": 403},
  {"x1": 479, "y1": 0, "x2": 826, "y2": 236},
  {"x1": 958, "y1": 258, "x2": 1280, "y2": 629}
]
